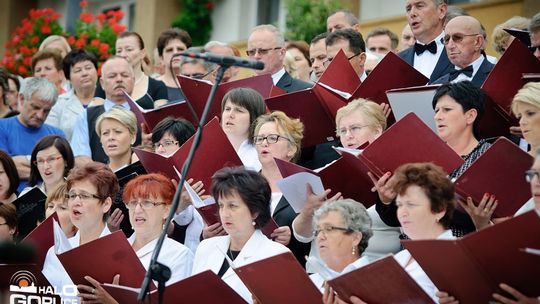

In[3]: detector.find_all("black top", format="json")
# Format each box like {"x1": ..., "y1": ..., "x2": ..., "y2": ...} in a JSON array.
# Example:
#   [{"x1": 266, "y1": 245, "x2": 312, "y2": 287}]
[
  {"x1": 95, "y1": 76, "x2": 168, "y2": 109},
  {"x1": 217, "y1": 249, "x2": 240, "y2": 277}
]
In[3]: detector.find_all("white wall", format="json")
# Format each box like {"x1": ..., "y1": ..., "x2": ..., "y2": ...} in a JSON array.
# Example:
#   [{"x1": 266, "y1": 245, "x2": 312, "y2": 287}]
[
  {"x1": 360, "y1": 0, "x2": 406, "y2": 21},
  {"x1": 210, "y1": 0, "x2": 258, "y2": 43}
]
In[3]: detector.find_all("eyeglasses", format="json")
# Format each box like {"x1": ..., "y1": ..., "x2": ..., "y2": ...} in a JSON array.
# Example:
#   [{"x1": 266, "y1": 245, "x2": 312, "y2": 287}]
[
  {"x1": 313, "y1": 226, "x2": 353, "y2": 237},
  {"x1": 525, "y1": 169, "x2": 540, "y2": 183},
  {"x1": 126, "y1": 200, "x2": 165, "y2": 210},
  {"x1": 253, "y1": 134, "x2": 291, "y2": 145},
  {"x1": 323, "y1": 52, "x2": 362, "y2": 67},
  {"x1": 33, "y1": 155, "x2": 63, "y2": 166},
  {"x1": 443, "y1": 33, "x2": 480, "y2": 45},
  {"x1": 246, "y1": 47, "x2": 282, "y2": 57},
  {"x1": 336, "y1": 124, "x2": 371, "y2": 137},
  {"x1": 66, "y1": 191, "x2": 102, "y2": 201},
  {"x1": 153, "y1": 140, "x2": 179, "y2": 150},
  {"x1": 528, "y1": 45, "x2": 540, "y2": 53}
]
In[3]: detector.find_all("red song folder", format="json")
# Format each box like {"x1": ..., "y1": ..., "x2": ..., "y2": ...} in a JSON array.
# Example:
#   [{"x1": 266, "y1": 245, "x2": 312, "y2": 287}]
[
  {"x1": 482, "y1": 39, "x2": 540, "y2": 115},
  {"x1": 123, "y1": 90, "x2": 198, "y2": 130},
  {"x1": 327, "y1": 256, "x2": 434, "y2": 304},
  {"x1": 233, "y1": 252, "x2": 322, "y2": 304},
  {"x1": 402, "y1": 210, "x2": 540, "y2": 304},
  {"x1": 359, "y1": 112, "x2": 464, "y2": 179},
  {"x1": 101, "y1": 270, "x2": 247, "y2": 304},
  {"x1": 57, "y1": 231, "x2": 153, "y2": 289},
  {"x1": 21, "y1": 213, "x2": 58, "y2": 269},
  {"x1": 453, "y1": 137, "x2": 534, "y2": 218},
  {"x1": 132, "y1": 148, "x2": 179, "y2": 181},
  {"x1": 178, "y1": 74, "x2": 273, "y2": 122},
  {"x1": 317, "y1": 49, "x2": 361, "y2": 95}
]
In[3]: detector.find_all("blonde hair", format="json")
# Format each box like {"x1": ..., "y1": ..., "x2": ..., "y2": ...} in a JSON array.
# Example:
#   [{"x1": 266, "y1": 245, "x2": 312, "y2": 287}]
[
  {"x1": 95, "y1": 107, "x2": 138, "y2": 137},
  {"x1": 492, "y1": 16, "x2": 530, "y2": 54},
  {"x1": 512, "y1": 82, "x2": 540, "y2": 115},
  {"x1": 254, "y1": 111, "x2": 304, "y2": 162},
  {"x1": 39, "y1": 35, "x2": 72, "y2": 55},
  {"x1": 45, "y1": 182, "x2": 67, "y2": 207},
  {"x1": 335, "y1": 98, "x2": 387, "y2": 134},
  {"x1": 283, "y1": 51, "x2": 299, "y2": 79}
]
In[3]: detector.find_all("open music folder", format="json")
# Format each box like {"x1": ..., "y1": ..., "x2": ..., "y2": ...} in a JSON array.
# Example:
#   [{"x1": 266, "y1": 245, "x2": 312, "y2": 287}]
[
  {"x1": 13, "y1": 187, "x2": 47, "y2": 241},
  {"x1": 57, "y1": 231, "x2": 153, "y2": 289},
  {"x1": 232, "y1": 251, "x2": 323, "y2": 304},
  {"x1": 21, "y1": 213, "x2": 58, "y2": 269},
  {"x1": 317, "y1": 49, "x2": 361, "y2": 95},
  {"x1": 101, "y1": 270, "x2": 247, "y2": 304},
  {"x1": 327, "y1": 255, "x2": 434, "y2": 304},
  {"x1": 453, "y1": 137, "x2": 534, "y2": 218},
  {"x1": 402, "y1": 210, "x2": 540, "y2": 304}
]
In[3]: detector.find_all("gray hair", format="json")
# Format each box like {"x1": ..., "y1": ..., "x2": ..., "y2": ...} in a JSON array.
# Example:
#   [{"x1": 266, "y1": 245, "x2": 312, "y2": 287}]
[
  {"x1": 204, "y1": 40, "x2": 228, "y2": 51},
  {"x1": 21, "y1": 77, "x2": 58, "y2": 105},
  {"x1": 313, "y1": 199, "x2": 373, "y2": 254},
  {"x1": 251, "y1": 24, "x2": 285, "y2": 47},
  {"x1": 182, "y1": 47, "x2": 216, "y2": 72},
  {"x1": 530, "y1": 12, "x2": 540, "y2": 33}
]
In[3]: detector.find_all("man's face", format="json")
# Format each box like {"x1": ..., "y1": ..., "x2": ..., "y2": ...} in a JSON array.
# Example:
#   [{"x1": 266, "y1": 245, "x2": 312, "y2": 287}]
[
  {"x1": 100, "y1": 58, "x2": 134, "y2": 103},
  {"x1": 18, "y1": 93, "x2": 53, "y2": 128},
  {"x1": 327, "y1": 12, "x2": 357, "y2": 33},
  {"x1": 309, "y1": 39, "x2": 327, "y2": 80},
  {"x1": 180, "y1": 62, "x2": 208, "y2": 79},
  {"x1": 400, "y1": 24, "x2": 416, "y2": 51},
  {"x1": 531, "y1": 30, "x2": 540, "y2": 60},
  {"x1": 247, "y1": 30, "x2": 285, "y2": 75},
  {"x1": 367, "y1": 35, "x2": 394, "y2": 55},
  {"x1": 326, "y1": 39, "x2": 366, "y2": 77},
  {"x1": 405, "y1": 0, "x2": 446, "y2": 43},
  {"x1": 444, "y1": 17, "x2": 482, "y2": 68}
]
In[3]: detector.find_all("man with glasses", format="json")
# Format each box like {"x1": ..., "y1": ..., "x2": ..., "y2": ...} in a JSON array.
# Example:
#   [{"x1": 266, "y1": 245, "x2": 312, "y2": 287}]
[
  {"x1": 247, "y1": 24, "x2": 312, "y2": 93},
  {"x1": 399, "y1": 0, "x2": 452, "y2": 83},
  {"x1": 432, "y1": 16, "x2": 494, "y2": 87},
  {"x1": 529, "y1": 12, "x2": 540, "y2": 60},
  {"x1": 325, "y1": 28, "x2": 368, "y2": 81}
]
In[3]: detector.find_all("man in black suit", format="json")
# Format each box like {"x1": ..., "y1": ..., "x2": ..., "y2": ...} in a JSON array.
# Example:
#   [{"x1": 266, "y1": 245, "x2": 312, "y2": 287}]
[
  {"x1": 432, "y1": 16, "x2": 494, "y2": 87},
  {"x1": 399, "y1": 0, "x2": 452, "y2": 83},
  {"x1": 247, "y1": 25, "x2": 312, "y2": 93}
]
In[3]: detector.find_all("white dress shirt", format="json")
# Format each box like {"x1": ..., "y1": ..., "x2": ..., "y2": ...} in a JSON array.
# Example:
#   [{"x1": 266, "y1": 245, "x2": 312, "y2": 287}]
[
  {"x1": 451, "y1": 55, "x2": 485, "y2": 83},
  {"x1": 309, "y1": 256, "x2": 370, "y2": 292},
  {"x1": 413, "y1": 32, "x2": 445, "y2": 78},
  {"x1": 172, "y1": 205, "x2": 204, "y2": 253},
  {"x1": 271, "y1": 68, "x2": 286, "y2": 85}
]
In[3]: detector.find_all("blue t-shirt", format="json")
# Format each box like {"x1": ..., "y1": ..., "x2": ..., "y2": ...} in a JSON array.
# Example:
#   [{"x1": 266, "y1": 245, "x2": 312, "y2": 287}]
[{"x1": 0, "y1": 116, "x2": 65, "y2": 191}]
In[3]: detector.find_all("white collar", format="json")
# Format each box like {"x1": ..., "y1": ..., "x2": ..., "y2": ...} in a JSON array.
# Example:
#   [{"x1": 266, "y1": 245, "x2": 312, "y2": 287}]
[
  {"x1": 104, "y1": 99, "x2": 130, "y2": 111},
  {"x1": 454, "y1": 55, "x2": 484, "y2": 74},
  {"x1": 271, "y1": 68, "x2": 286, "y2": 85}
]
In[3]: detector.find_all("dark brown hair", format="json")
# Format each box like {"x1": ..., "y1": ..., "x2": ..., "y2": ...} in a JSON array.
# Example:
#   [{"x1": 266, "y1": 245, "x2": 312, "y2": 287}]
[{"x1": 0, "y1": 150, "x2": 19, "y2": 198}]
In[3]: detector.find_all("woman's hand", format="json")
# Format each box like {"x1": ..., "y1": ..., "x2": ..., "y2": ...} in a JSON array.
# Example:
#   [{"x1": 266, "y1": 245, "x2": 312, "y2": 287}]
[
  {"x1": 367, "y1": 171, "x2": 396, "y2": 204},
  {"x1": 323, "y1": 283, "x2": 365, "y2": 304},
  {"x1": 271, "y1": 226, "x2": 291, "y2": 246},
  {"x1": 436, "y1": 291, "x2": 459, "y2": 304},
  {"x1": 459, "y1": 193, "x2": 497, "y2": 230},
  {"x1": 77, "y1": 275, "x2": 120, "y2": 304},
  {"x1": 202, "y1": 222, "x2": 226, "y2": 239},
  {"x1": 379, "y1": 103, "x2": 392, "y2": 119},
  {"x1": 106, "y1": 209, "x2": 124, "y2": 232},
  {"x1": 493, "y1": 283, "x2": 540, "y2": 304},
  {"x1": 176, "y1": 178, "x2": 205, "y2": 214}
]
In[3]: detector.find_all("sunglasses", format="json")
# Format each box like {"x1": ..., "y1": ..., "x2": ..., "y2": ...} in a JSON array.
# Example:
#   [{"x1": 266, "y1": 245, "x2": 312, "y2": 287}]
[
  {"x1": 246, "y1": 47, "x2": 282, "y2": 57},
  {"x1": 528, "y1": 45, "x2": 540, "y2": 53},
  {"x1": 443, "y1": 33, "x2": 480, "y2": 45}
]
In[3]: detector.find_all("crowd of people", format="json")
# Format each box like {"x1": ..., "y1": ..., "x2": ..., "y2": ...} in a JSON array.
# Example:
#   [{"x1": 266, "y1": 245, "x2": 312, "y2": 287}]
[{"x1": 0, "y1": 0, "x2": 539, "y2": 303}]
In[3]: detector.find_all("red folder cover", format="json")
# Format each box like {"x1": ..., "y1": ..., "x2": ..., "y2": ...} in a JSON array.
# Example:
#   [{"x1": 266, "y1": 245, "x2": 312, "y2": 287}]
[
  {"x1": 482, "y1": 39, "x2": 540, "y2": 115},
  {"x1": 318, "y1": 49, "x2": 361, "y2": 95},
  {"x1": 327, "y1": 256, "x2": 434, "y2": 304},
  {"x1": 270, "y1": 85, "x2": 287, "y2": 97},
  {"x1": 169, "y1": 117, "x2": 243, "y2": 191},
  {"x1": 359, "y1": 112, "x2": 464, "y2": 179},
  {"x1": 233, "y1": 252, "x2": 322, "y2": 304},
  {"x1": 352, "y1": 52, "x2": 429, "y2": 124},
  {"x1": 123, "y1": 90, "x2": 198, "y2": 130},
  {"x1": 101, "y1": 270, "x2": 247, "y2": 304},
  {"x1": 453, "y1": 137, "x2": 534, "y2": 218},
  {"x1": 275, "y1": 154, "x2": 377, "y2": 207},
  {"x1": 402, "y1": 210, "x2": 540, "y2": 304},
  {"x1": 132, "y1": 148, "x2": 179, "y2": 181},
  {"x1": 57, "y1": 231, "x2": 153, "y2": 289},
  {"x1": 21, "y1": 213, "x2": 58, "y2": 269},
  {"x1": 178, "y1": 74, "x2": 273, "y2": 122}
]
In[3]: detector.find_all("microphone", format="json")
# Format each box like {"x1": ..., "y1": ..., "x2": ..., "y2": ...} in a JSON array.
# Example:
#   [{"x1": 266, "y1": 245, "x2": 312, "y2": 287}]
[{"x1": 173, "y1": 52, "x2": 265, "y2": 70}]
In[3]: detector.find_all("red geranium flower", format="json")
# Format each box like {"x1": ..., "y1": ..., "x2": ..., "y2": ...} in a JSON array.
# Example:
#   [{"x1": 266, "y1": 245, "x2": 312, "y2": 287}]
[
  {"x1": 18, "y1": 66, "x2": 27, "y2": 75},
  {"x1": 80, "y1": 12, "x2": 93, "y2": 23},
  {"x1": 80, "y1": 0, "x2": 88, "y2": 8},
  {"x1": 41, "y1": 24, "x2": 52, "y2": 34}
]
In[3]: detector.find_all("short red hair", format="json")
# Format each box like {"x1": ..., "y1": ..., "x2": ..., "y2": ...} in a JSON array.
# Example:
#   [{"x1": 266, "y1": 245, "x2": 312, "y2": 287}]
[{"x1": 122, "y1": 173, "x2": 175, "y2": 205}]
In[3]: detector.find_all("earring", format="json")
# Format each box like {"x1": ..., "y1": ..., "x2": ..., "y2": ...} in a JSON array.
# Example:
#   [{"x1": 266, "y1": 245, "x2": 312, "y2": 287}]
[
  {"x1": 352, "y1": 246, "x2": 356, "y2": 255},
  {"x1": 435, "y1": 217, "x2": 440, "y2": 223},
  {"x1": 252, "y1": 221, "x2": 256, "y2": 226}
]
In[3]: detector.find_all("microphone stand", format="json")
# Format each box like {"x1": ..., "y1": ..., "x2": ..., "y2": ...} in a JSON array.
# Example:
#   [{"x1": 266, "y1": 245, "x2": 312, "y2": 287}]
[{"x1": 137, "y1": 65, "x2": 229, "y2": 304}]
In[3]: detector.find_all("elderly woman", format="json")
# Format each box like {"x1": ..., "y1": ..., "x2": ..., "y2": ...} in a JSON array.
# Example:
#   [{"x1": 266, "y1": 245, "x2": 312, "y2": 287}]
[
  {"x1": 21, "y1": 135, "x2": 75, "y2": 196},
  {"x1": 253, "y1": 111, "x2": 311, "y2": 264},
  {"x1": 32, "y1": 49, "x2": 66, "y2": 94},
  {"x1": 310, "y1": 199, "x2": 372, "y2": 292},
  {"x1": 192, "y1": 167, "x2": 290, "y2": 303},
  {"x1": 45, "y1": 49, "x2": 99, "y2": 141},
  {"x1": 45, "y1": 182, "x2": 77, "y2": 238},
  {"x1": 0, "y1": 150, "x2": 19, "y2": 204},
  {"x1": 96, "y1": 107, "x2": 139, "y2": 171},
  {"x1": 0, "y1": 202, "x2": 17, "y2": 242},
  {"x1": 77, "y1": 173, "x2": 194, "y2": 303},
  {"x1": 42, "y1": 162, "x2": 118, "y2": 299},
  {"x1": 221, "y1": 87, "x2": 267, "y2": 171}
]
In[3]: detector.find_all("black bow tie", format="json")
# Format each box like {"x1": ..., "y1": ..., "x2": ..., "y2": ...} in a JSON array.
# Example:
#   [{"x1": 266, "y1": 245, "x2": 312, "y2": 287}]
[
  {"x1": 448, "y1": 65, "x2": 474, "y2": 81},
  {"x1": 414, "y1": 41, "x2": 437, "y2": 55}
]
